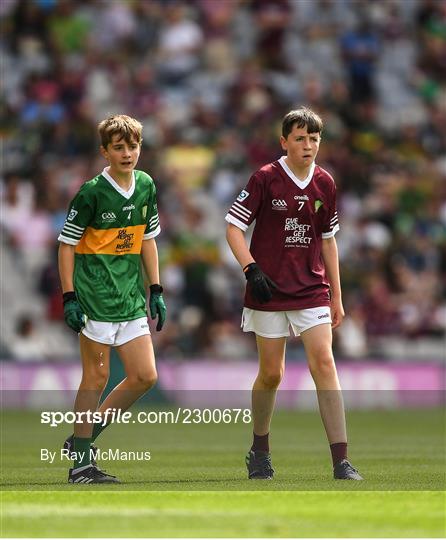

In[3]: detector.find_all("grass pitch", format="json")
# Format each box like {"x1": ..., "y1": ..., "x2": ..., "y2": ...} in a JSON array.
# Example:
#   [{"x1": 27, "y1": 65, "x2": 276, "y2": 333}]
[
  {"x1": 2, "y1": 491, "x2": 444, "y2": 538},
  {"x1": 1, "y1": 408, "x2": 445, "y2": 537}
]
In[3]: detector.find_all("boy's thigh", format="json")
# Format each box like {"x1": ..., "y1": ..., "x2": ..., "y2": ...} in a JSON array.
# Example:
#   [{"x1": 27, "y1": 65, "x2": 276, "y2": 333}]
[
  {"x1": 255, "y1": 334, "x2": 287, "y2": 371},
  {"x1": 113, "y1": 320, "x2": 154, "y2": 376},
  {"x1": 299, "y1": 320, "x2": 333, "y2": 358},
  {"x1": 79, "y1": 332, "x2": 111, "y2": 373},
  {"x1": 116, "y1": 334, "x2": 156, "y2": 378}
]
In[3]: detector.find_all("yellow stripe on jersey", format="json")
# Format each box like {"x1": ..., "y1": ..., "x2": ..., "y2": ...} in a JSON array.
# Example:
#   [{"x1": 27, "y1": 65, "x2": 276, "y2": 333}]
[{"x1": 75, "y1": 225, "x2": 146, "y2": 255}]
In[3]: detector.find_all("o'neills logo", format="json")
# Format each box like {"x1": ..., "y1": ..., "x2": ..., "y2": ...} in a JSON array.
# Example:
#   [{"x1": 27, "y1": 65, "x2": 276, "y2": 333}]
[
  {"x1": 318, "y1": 313, "x2": 330, "y2": 319},
  {"x1": 272, "y1": 199, "x2": 288, "y2": 210}
]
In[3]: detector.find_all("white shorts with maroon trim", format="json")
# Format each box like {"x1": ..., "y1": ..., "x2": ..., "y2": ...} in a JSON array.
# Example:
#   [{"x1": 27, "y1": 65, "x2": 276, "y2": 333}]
[
  {"x1": 241, "y1": 306, "x2": 332, "y2": 338},
  {"x1": 81, "y1": 317, "x2": 150, "y2": 346}
]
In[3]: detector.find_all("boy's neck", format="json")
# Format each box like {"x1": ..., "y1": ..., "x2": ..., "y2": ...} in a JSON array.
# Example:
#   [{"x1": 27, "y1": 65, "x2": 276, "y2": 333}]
[
  {"x1": 284, "y1": 157, "x2": 313, "y2": 180},
  {"x1": 107, "y1": 167, "x2": 133, "y2": 191}
]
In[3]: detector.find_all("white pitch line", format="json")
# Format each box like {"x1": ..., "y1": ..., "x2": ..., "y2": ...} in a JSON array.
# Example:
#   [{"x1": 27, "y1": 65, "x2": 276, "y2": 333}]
[{"x1": 2, "y1": 505, "x2": 253, "y2": 518}]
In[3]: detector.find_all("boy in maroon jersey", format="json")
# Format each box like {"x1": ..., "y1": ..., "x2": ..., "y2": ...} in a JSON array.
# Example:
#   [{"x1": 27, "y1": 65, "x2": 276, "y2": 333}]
[{"x1": 225, "y1": 107, "x2": 362, "y2": 480}]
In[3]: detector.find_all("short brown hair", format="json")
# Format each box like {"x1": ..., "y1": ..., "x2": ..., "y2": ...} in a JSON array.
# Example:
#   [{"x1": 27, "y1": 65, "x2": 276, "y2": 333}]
[
  {"x1": 282, "y1": 107, "x2": 323, "y2": 138},
  {"x1": 98, "y1": 114, "x2": 143, "y2": 148}
]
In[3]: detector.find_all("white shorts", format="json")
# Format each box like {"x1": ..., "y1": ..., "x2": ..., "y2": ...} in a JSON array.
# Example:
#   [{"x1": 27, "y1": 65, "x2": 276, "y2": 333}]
[
  {"x1": 81, "y1": 317, "x2": 151, "y2": 346},
  {"x1": 241, "y1": 306, "x2": 332, "y2": 338}
]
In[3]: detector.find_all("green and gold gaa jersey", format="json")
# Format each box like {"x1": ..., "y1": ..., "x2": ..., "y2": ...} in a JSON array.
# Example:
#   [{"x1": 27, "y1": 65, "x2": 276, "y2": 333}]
[{"x1": 58, "y1": 168, "x2": 160, "y2": 322}]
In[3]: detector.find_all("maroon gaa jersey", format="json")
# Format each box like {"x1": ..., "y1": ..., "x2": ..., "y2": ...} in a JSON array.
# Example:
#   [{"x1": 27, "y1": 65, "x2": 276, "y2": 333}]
[{"x1": 225, "y1": 157, "x2": 339, "y2": 311}]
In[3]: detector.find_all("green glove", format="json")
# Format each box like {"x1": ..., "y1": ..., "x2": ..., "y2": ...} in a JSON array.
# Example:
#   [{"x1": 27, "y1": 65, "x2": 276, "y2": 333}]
[
  {"x1": 149, "y1": 284, "x2": 166, "y2": 331},
  {"x1": 63, "y1": 292, "x2": 86, "y2": 333}
]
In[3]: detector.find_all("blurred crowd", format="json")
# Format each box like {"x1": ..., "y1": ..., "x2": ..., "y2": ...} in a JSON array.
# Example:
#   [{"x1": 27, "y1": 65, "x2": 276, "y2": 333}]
[{"x1": 1, "y1": 0, "x2": 445, "y2": 361}]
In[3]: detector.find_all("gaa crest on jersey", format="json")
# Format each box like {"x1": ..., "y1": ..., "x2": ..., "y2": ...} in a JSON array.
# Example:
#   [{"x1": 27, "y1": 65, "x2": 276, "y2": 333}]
[
  {"x1": 237, "y1": 190, "x2": 249, "y2": 202},
  {"x1": 272, "y1": 199, "x2": 288, "y2": 211},
  {"x1": 314, "y1": 199, "x2": 323, "y2": 213},
  {"x1": 67, "y1": 208, "x2": 78, "y2": 221},
  {"x1": 101, "y1": 211, "x2": 117, "y2": 223},
  {"x1": 142, "y1": 205, "x2": 148, "y2": 219}
]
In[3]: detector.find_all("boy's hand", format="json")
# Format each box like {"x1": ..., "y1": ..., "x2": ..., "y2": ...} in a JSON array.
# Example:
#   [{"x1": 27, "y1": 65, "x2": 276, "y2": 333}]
[
  {"x1": 62, "y1": 292, "x2": 86, "y2": 333},
  {"x1": 149, "y1": 284, "x2": 166, "y2": 331},
  {"x1": 330, "y1": 297, "x2": 345, "y2": 330},
  {"x1": 244, "y1": 263, "x2": 277, "y2": 304}
]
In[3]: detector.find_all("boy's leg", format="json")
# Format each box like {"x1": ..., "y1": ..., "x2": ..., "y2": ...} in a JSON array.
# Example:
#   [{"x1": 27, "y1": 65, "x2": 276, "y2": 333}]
[
  {"x1": 252, "y1": 335, "x2": 286, "y2": 439},
  {"x1": 92, "y1": 334, "x2": 157, "y2": 437},
  {"x1": 72, "y1": 334, "x2": 111, "y2": 469},
  {"x1": 246, "y1": 335, "x2": 286, "y2": 479},
  {"x1": 300, "y1": 323, "x2": 362, "y2": 479},
  {"x1": 300, "y1": 323, "x2": 346, "y2": 444}
]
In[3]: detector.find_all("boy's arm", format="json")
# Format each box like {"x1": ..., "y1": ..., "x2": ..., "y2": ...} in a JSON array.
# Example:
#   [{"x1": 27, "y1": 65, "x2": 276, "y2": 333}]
[
  {"x1": 58, "y1": 242, "x2": 85, "y2": 332},
  {"x1": 225, "y1": 223, "x2": 255, "y2": 270},
  {"x1": 141, "y1": 238, "x2": 160, "y2": 286},
  {"x1": 141, "y1": 238, "x2": 166, "y2": 331},
  {"x1": 58, "y1": 242, "x2": 76, "y2": 293},
  {"x1": 321, "y1": 236, "x2": 344, "y2": 329}
]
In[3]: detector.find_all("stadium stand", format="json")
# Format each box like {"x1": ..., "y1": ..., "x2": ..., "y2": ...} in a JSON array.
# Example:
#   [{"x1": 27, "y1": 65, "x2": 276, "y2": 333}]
[{"x1": 1, "y1": 0, "x2": 444, "y2": 361}]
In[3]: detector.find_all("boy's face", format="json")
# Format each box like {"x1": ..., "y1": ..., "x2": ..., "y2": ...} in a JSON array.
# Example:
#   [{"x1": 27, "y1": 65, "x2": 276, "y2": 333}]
[
  {"x1": 100, "y1": 134, "x2": 141, "y2": 176},
  {"x1": 280, "y1": 124, "x2": 320, "y2": 168}
]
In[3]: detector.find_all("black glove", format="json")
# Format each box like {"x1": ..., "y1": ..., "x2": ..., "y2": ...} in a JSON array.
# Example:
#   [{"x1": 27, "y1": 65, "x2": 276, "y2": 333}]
[
  {"x1": 63, "y1": 292, "x2": 86, "y2": 333},
  {"x1": 149, "y1": 284, "x2": 167, "y2": 331},
  {"x1": 244, "y1": 263, "x2": 277, "y2": 304}
]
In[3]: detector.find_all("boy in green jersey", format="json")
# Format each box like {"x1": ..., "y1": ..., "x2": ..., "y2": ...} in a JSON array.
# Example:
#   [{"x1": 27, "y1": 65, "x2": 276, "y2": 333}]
[{"x1": 58, "y1": 114, "x2": 166, "y2": 484}]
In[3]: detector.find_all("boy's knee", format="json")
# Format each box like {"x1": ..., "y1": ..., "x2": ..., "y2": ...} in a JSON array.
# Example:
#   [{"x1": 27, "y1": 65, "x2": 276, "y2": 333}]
[
  {"x1": 142, "y1": 372, "x2": 158, "y2": 390},
  {"x1": 129, "y1": 371, "x2": 158, "y2": 391},
  {"x1": 309, "y1": 353, "x2": 336, "y2": 378},
  {"x1": 82, "y1": 370, "x2": 109, "y2": 391},
  {"x1": 259, "y1": 368, "x2": 283, "y2": 389}
]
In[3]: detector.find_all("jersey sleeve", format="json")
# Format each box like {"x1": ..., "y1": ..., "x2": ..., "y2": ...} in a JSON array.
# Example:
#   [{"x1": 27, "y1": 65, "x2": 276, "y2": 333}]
[
  {"x1": 321, "y1": 181, "x2": 340, "y2": 239},
  {"x1": 143, "y1": 183, "x2": 160, "y2": 240},
  {"x1": 58, "y1": 186, "x2": 95, "y2": 245},
  {"x1": 224, "y1": 172, "x2": 264, "y2": 232}
]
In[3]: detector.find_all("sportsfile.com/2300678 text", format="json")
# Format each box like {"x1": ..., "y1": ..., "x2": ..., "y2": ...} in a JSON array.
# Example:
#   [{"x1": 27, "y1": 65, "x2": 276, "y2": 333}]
[{"x1": 40, "y1": 408, "x2": 252, "y2": 427}]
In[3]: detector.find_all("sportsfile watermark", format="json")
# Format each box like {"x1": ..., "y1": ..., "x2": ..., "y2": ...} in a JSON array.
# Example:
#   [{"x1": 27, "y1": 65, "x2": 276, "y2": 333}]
[
  {"x1": 2, "y1": 390, "x2": 444, "y2": 492},
  {"x1": 41, "y1": 407, "x2": 253, "y2": 428}
]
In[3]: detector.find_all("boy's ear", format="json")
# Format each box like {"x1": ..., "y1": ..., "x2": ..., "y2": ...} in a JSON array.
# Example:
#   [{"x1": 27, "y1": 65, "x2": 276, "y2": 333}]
[
  {"x1": 280, "y1": 135, "x2": 287, "y2": 151},
  {"x1": 100, "y1": 145, "x2": 108, "y2": 159}
]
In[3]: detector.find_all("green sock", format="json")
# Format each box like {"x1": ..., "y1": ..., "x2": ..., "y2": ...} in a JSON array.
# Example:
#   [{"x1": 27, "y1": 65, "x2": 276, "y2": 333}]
[
  {"x1": 91, "y1": 421, "x2": 109, "y2": 442},
  {"x1": 73, "y1": 437, "x2": 91, "y2": 469},
  {"x1": 68, "y1": 421, "x2": 109, "y2": 450}
]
